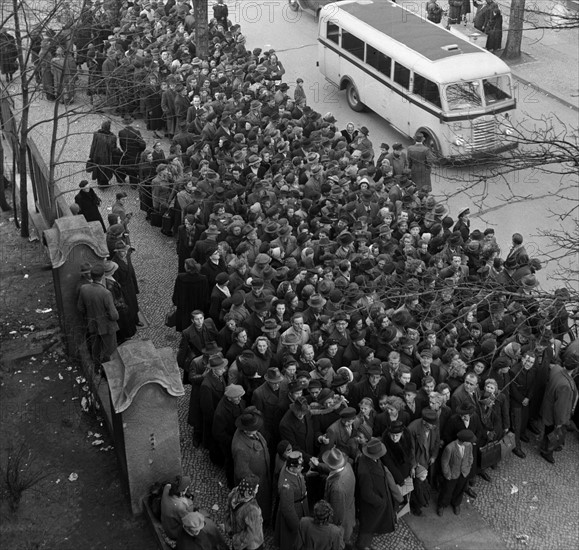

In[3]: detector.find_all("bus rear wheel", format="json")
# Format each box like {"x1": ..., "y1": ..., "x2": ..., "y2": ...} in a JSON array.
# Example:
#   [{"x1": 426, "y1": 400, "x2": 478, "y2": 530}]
[{"x1": 346, "y1": 81, "x2": 366, "y2": 112}]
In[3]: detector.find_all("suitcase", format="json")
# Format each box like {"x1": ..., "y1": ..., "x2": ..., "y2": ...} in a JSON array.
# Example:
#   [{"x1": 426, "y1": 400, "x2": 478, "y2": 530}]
[
  {"x1": 478, "y1": 440, "x2": 501, "y2": 469},
  {"x1": 150, "y1": 211, "x2": 162, "y2": 227}
]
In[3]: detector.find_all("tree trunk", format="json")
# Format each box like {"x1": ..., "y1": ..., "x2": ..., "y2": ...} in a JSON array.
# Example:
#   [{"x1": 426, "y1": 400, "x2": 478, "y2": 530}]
[
  {"x1": 502, "y1": 0, "x2": 526, "y2": 59},
  {"x1": 0, "y1": 137, "x2": 12, "y2": 211},
  {"x1": 12, "y1": 0, "x2": 29, "y2": 237},
  {"x1": 193, "y1": 0, "x2": 209, "y2": 58}
]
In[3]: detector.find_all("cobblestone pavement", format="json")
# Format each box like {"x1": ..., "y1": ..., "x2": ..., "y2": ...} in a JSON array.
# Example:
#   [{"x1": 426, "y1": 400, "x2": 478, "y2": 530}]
[
  {"x1": 471, "y1": 429, "x2": 579, "y2": 550},
  {"x1": 13, "y1": 79, "x2": 578, "y2": 549}
]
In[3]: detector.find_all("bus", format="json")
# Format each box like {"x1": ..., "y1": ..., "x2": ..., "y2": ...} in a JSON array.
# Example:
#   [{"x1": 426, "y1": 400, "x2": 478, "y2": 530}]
[{"x1": 317, "y1": 0, "x2": 518, "y2": 160}]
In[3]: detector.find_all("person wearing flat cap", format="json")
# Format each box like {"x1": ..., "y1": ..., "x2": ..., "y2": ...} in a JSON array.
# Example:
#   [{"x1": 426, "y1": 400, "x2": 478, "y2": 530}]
[
  {"x1": 161, "y1": 475, "x2": 195, "y2": 539},
  {"x1": 176, "y1": 510, "x2": 228, "y2": 550},
  {"x1": 213, "y1": 385, "x2": 246, "y2": 488},
  {"x1": 407, "y1": 408, "x2": 440, "y2": 516},
  {"x1": 356, "y1": 438, "x2": 403, "y2": 549},
  {"x1": 437, "y1": 429, "x2": 475, "y2": 517},
  {"x1": 225, "y1": 474, "x2": 264, "y2": 550},
  {"x1": 322, "y1": 447, "x2": 356, "y2": 546},
  {"x1": 231, "y1": 407, "x2": 272, "y2": 525},
  {"x1": 275, "y1": 450, "x2": 309, "y2": 550}
]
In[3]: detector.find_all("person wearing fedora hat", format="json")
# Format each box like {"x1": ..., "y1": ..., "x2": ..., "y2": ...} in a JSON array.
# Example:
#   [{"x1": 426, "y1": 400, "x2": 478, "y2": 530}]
[
  {"x1": 251, "y1": 367, "x2": 284, "y2": 449},
  {"x1": 279, "y1": 396, "x2": 316, "y2": 460},
  {"x1": 406, "y1": 130, "x2": 436, "y2": 194},
  {"x1": 301, "y1": 294, "x2": 327, "y2": 332},
  {"x1": 407, "y1": 408, "x2": 440, "y2": 515},
  {"x1": 319, "y1": 407, "x2": 358, "y2": 462},
  {"x1": 103, "y1": 259, "x2": 136, "y2": 344},
  {"x1": 200, "y1": 355, "x2": 228, "y2": 465},
  {"x1": 322, "y1": 447, "x2": 356, "y2": 545},
  {"x1": 275, "y1": 450, "x2": 309, "y2": 550},
  {"x1": 356, "y1": 438, "x2": 403, "y2": 548},
  {"x1": 231, "y1": 407, "x2": 272, "y2": 524}
]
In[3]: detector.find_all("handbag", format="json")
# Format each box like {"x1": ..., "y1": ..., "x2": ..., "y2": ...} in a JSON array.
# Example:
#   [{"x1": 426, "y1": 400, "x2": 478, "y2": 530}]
[
  {"x1": 499, "y1": 432, "x2": 516, "y2": 458},
  {"x1": 85, "y1": 159, "x2": 95, "y2": 173},
  {"x1": 478, "y1": 440, "x2": 502, "y2": 469},
  {"x1": 165, "y1": 309, "x2": 176, "y2": 328}
]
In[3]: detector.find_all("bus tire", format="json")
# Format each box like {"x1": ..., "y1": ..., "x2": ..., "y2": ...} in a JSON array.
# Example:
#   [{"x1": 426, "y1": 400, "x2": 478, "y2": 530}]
[
  {"x1": 346, "y1": 81, "x2": 366, "y2": 112},
  {"x1": 288, "y1": 0, "x2": 300, "y2": 12}
]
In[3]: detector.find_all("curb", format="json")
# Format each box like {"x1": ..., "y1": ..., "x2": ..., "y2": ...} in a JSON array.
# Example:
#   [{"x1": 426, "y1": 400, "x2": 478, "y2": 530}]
[{"x1": 511, "y1": 71, "x2": 579, "y2": 114}]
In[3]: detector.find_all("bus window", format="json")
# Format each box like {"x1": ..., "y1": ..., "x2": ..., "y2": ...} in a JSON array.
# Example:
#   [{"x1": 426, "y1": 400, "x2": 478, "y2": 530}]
[
  {"x1": 327, "y1": 22, "x2": 340, "y2": 44},
  {"x1": 413, "y1": 73, "x2": 442, "y2": 108},
  {"x1": 342, "y1": 31, "x2": 365, "y2": 61},
  {"x1": 393, "y1": 62, "x2": 410, "y2": 90},
  {"x1": 366, "y1": 46, "x2": 392, "y2": 78},
  {"x1": 444, "y1": 81, "x2": 483, "y2": 110},
  {"x1": 483, "y1": 75, "x2": 512, "y2": 104}
]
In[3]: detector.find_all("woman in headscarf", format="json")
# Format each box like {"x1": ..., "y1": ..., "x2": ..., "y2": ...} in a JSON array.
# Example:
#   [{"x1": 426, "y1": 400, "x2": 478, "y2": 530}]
[{"x1": 225, "y1": 475, "x2": 264, "y2": 550}]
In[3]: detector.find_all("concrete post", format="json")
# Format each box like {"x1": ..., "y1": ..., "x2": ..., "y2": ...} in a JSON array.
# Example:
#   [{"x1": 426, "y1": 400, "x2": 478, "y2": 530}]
[
  {"x1": 102, "y1": 340, "x2": 185, "y2": 515},
  {"x1": 43, "y1": 216, "x2": 108, "y2": 356}
]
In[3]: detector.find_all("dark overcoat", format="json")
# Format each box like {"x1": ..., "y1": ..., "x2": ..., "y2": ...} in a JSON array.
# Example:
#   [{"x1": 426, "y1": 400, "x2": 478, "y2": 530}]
[
  {"x1": 172, "y1": 272, "x2": 210, "y2": 331},
  {"x1": 356, "y1": 455, "x2": 402, "y2": 536}
]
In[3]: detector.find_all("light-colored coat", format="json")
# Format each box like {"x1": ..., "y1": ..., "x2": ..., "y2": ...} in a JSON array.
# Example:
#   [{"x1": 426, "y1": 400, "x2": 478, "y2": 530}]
[
  {"x1": 441, "y1": 440, "x2": 474, "y2": 480},
  {"x1": 324, "y1": 463, "x2": 356, "y2": 543}
]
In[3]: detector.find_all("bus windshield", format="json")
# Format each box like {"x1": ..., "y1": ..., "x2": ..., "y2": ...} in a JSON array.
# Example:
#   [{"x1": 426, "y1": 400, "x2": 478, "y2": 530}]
[
  {"x1": 445, "y1": 75, "x2": 513, "y2": 111},
  {"x1": 444, "y1": 81, "x2": 483, "y2": 111}
]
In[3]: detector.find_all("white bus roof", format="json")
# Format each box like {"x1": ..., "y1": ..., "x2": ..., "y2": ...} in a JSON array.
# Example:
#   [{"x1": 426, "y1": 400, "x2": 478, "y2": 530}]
[{"x1": 322, "y1": 0, "x2": 512, "y2": 81}]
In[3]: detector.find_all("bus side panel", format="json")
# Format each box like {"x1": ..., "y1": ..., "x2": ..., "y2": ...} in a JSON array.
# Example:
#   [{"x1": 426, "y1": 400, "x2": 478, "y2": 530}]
[{"x1": 362, "y1": 70, "x2": 393, "y2": 122}]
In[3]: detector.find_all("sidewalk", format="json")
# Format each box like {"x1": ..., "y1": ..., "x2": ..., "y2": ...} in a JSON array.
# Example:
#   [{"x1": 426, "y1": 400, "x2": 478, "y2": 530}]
[
  {"x1": 451, "y1": 11, "x2": 579, "y2": 112},
  {"x1": 404, "y1": 498, "x2": 505, "y2": 550}
]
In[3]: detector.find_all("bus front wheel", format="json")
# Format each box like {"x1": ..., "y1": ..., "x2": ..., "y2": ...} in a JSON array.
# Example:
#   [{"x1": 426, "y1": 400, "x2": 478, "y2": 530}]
[
  {"x1": 420, "y1": 129, "x2": 442, "y2": 159},
  {"x1": 346, "y1": 82, "x2": 365, "y2": 112}
]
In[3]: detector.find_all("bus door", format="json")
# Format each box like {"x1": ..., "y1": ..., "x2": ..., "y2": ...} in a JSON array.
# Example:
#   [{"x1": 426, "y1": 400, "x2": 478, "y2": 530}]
[{"x1": 321, "y1": 21, "x2": 341, "y2": 86}]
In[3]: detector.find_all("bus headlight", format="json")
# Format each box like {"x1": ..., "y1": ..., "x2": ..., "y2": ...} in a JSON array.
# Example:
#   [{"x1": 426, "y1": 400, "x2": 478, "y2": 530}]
[
  {"x1": 454, "y1": 136, "x2": 465, "y2": 146},
  {"x1": 503, "y1": 128, "x2": 513, "y2": 136}
]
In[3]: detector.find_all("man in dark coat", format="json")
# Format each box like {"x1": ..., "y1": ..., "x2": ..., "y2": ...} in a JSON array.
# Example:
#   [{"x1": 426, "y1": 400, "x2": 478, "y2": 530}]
[
  {"x1": 200, "y1": 356, "x2": 228, "y2": 465},
  {"x1": 88, "y1": 120, "x2": 118, "y2": 186},
  {"x1": 348, "y1": 362, "x2": 389, "y2": 409},
  {"x1": 74, "y1": 180, "x2": 105, "y2": 231},
  {"x1": 212, "y1": 384, "x2": 246, "y2": 487},
  {"x1": 172, "y1": 259, "x2": 210, "y2": 331},
  {"x1": 118, "y1": 114, "x2": 146, "y2": 186},
  {"x1": 356, "y1": 438, "x2": 403, "y2": 549},
  {"x1": 77, "y1": 264, "x2": 119, "y2": 364},
  {"x1": 407, "y1": 132, "x2": 436, "y2": 194},
  {"x1": 177, "y1": 311, "x2": 220, "y2": 361},
  {"x1": 251, "y1": 367, "x2": 283, "y2": 447},
  {"x1": 279, "y1": 397, "x2": 316, "y2": 460},
  {"x1": 111, "y1": 241, "x2": 140, "y2": 327},
  {"x1": 209, "y1": 272, "x2": 230, "y2": 329},
  {"x1": 539, "y1": 362, "x2": 578, "y2": 464}
]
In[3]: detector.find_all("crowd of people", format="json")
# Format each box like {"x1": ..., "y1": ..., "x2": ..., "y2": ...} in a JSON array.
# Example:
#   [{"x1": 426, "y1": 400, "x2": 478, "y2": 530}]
[{"x1": 53, "y1": 1, "x2": 579, "y2": 550}]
